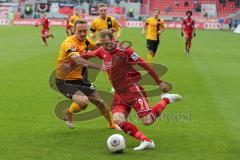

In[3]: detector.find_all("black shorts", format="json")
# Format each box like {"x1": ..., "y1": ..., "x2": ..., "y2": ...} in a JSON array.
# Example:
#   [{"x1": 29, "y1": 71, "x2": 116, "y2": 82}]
[
  {"x1": 146, "y1": 39, "x2": 160, "y2": 55},
  {"x1": 55, "y1": 78, "x2": 96, "y2": 99}
]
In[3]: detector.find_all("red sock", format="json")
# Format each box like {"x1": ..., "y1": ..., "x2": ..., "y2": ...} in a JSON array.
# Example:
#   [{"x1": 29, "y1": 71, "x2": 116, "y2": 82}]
[
  {"x1": 120, "y1": 121, "x2": 151, "y2": 142},
  {"x1": 151, "y1": 98, "x2": 170, "y2": 117}
]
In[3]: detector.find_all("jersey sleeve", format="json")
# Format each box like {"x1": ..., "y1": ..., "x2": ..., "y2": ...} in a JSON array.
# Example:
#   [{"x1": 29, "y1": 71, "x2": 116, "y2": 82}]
[
  {"x1": 81, "y1": 48, "x2": 102, "y2": 59},
  {"x1": 125, "y1": 48, "x2": 162, "y2": 84},
  {"x1": 182, "y1": 19, "x2": 185, "y2": 25},
  {"x1": 145, "y1": 18, "x2": 150, "y2": 25},
  {"x1": 64, "y1": 42, "x2": 79, "y2": 58},
  {"x1": 125, "y1": 48, "x2": 140, "y2": 63},
  {"x1": 69, "y1": 16, "x2": 74, "y2": 27},
  {"x1": 112, "y1": 17, "x2": 120, "y2": 31},
  {"x1": 86, "y1": 37, "x2": 96, "y2": 50},
  {"x1": 160, "y1": 19, "x2": 165, "y2": 29},
  {"x1": 90, "y1": 20, "x2": 97, "y2": 33}
]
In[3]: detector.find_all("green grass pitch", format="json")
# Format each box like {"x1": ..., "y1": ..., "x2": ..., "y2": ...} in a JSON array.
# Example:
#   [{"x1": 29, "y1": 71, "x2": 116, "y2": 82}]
[{"x1": 0, "y1": 26, "x2": 240, "y2": 160}]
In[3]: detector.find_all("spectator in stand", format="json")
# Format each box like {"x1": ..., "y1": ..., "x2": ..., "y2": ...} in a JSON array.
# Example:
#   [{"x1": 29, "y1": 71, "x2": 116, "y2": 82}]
[
  {"x1": 166, "y1": 5, "x2": 172, "y2": 13},
  {"x1": 235, "y1": 1, "x2": 240, "y2": 8},
  {"x1": 219, "y1": 0, "x2": 226, "y2": 7},
  {"x1": 174, "y1": 0, "x2": 180, "y2": 6}
]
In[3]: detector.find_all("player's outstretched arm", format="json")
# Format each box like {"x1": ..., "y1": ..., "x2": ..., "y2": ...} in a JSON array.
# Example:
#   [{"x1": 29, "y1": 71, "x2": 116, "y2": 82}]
[
  {"x1": 193, "y1": 24, "x2": 196, "y2": 37},
  {"x1": 181, "y1": 23, "x2": 184, "y2": 36},
  {"x1": 136, "y1": 58, "x2": 169, "y2": 92},
  {"x1": 142, "y1": 20, "x2": 148, "y2": 35},
  {"x1": 159, "y1": 20, "x2": 165, "y2": 34},
  {"x1": 69, "y1": 54, "x2": 102, "y2": 70}
]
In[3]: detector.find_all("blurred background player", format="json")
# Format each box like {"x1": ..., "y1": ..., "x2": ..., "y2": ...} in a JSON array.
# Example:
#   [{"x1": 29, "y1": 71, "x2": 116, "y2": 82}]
[
  {"x1": 55, "y1": 20, "x2": 119, "y2": 130},
  {"x1": 35, "y1": 13, "x2": 54, "y2": 46},
  {"x1": 90, "y1": 3, "x2": 121, "y2": 92},
  {"x1": 90, "y1": 3, "x2": 121, "y2": 41},
  {"x1": 65, "y1": 13, "x2": 72, "y2": 36},
  {"x1": 68, "y1": 8, "x2": 80, "y2": 35},
  {"x1": 81, "y1": 29, "x2": 182, "y2": 151},
  {"x1": 181, "y1": 10, "x2": 196, "y2": 53},
  {"x1": 142, "y1": 8, "x2": 165, "y2": 63}
]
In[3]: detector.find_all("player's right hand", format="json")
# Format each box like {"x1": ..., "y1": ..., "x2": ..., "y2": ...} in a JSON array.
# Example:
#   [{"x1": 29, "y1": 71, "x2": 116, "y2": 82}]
[
  {"x1": 159, "y1": 82, "x2": 170, "y2": 93},
  {"x1": 193, "y1": 32, "x2": 196, "y2": 37},
  {"x1": 141, "y1": 30, "x2": 145, "y2": 35},
  {"x1": 181, "y1": 32, "x2": 184, "y2": 37}
]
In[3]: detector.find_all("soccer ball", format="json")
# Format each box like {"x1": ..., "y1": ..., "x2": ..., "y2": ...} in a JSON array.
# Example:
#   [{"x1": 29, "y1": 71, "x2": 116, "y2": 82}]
[{"x1": 107, "y1": 134, "x2": 126, "y2": 153}]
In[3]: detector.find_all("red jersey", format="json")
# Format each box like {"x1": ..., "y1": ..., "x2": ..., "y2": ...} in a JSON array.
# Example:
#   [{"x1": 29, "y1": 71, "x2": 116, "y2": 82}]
[
  {"x1": 182, "y1": 18, "x2": 195, "y2": 32},
  {"x1": 82, "y1": 44, "x2": 161, "y2": 92},
  {"x1": 66, "y1": 15, "x2": 70, "y2": 27},
  {"x1": 40, "y1": 17, "x2": 49, "y2": 31}
]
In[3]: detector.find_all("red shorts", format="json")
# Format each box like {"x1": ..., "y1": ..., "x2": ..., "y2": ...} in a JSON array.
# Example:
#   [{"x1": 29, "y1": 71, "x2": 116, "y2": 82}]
[
  {"x1": 41, "y1": 29, "x2": 49, "y2": 37},
  {"x1": 111, "y1": 83, "x2": 151, "y2": 118},
  {"x1": 184, "y1": 31, "x2": 193, "y2": 39}
]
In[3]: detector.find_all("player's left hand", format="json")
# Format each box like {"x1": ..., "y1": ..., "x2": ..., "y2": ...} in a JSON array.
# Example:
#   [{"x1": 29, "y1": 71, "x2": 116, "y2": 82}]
[
  {"x1": 193, "y1": 32, "x2": 196, "y2": 37},
  {"x1": 157, "y1": 30, "x2": 161, "y2": 35},
  {"x1": 159, "y1": 82, "x2": 170, "y2": 93},
  {"x1": 181, "y1": 31, "x2": 184, "y2": 37}
]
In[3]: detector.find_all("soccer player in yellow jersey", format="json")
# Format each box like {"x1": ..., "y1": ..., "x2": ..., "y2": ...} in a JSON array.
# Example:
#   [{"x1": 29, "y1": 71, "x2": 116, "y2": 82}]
[
  {"x1": 68, "y1": 8, "x2": 80, "y2": 35},
  {"x1": 142, "y1": 9, "x2": 165, "y2": 62},
  {"x1": 55, "y1": 20, "x2": 119, "y2": 130},
  {"x1": 90, "y1": 4, "x2": 121, "y2": 40}
]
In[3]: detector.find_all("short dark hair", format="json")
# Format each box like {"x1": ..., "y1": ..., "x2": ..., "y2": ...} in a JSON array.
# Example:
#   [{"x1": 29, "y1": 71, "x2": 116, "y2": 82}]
[
  {"x1": 99, "y1": 29, "x2": 113, "y2": 39},
  {"x1": 186, "y1": 10, "x2": 192, "y2": 16},
  {"x1": 74, "y1": 19, "x2": 87, "y2": 28}
]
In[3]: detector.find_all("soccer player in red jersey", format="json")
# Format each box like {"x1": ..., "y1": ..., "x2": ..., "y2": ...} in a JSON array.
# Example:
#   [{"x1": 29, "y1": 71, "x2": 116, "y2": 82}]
[
  {"x1": 182, "y1": 11, "x2": 196, "y2": 53},
  {"x1": 67, "y1": 29, "x2": 182, "y2": 150},
  {"x1": 36, "y1": 13, "x2": 54, "y2": 46},
  {"x1": 65, "y1": 13, "x2": 71, "y2": 36}
]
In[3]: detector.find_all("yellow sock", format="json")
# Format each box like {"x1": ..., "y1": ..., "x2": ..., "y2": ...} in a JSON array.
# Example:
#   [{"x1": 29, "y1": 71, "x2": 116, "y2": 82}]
[
  {"x1": 97, "y1": 103, "x2": 115, "y2": 126},
  {"x1": 147, "y1": 52, "x2": 153, "y2": 63},
  {"x1": 68, "y1": 102, "x2": 81, "y2": 113},
  {"x1": 105, "y1": 112, "x2": 115, "y2": 126}
]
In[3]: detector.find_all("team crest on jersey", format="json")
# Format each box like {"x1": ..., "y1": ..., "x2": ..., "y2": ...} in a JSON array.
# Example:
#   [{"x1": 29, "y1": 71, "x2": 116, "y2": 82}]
[
  {"x1": 70, "y1": 46, "x2": 77, "y2": 52},
  {"x1": 131, "y1": 52, "x2": 139, "y2": 61}
]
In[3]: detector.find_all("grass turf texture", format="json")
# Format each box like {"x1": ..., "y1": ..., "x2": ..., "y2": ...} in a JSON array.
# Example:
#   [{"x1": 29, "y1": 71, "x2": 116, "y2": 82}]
[{"x1": 0, "y1": 26, "x2": 240, "y2": 160}]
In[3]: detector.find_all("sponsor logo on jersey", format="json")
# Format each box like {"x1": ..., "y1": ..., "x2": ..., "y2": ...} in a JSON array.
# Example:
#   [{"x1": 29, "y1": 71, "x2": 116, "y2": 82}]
[{"x1": 131, "y1": 52, "x2": 139, "y2": 61}]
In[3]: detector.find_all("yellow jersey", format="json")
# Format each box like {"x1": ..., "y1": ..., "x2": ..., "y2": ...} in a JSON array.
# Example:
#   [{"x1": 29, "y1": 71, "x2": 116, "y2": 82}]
[
  {"x1": 56, "y1": 35, "x2": 95, "y2": 80},
  {"x1": 90, "y1": 16, "x2": 120, "y2": 33},
  {"x1": 68, "y1": 15, "x2": 79, "y2": 27},
  {"x1": 145, "y1": 17, "x2": 165, "y2": 41}
]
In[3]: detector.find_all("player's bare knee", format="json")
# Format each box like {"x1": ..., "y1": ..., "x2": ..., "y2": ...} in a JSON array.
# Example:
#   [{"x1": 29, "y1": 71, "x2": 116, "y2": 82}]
[
  {"x1": 113, "y1": 113, "x2": 126, "y2": 125},
  {"x1": 72, "y1": 95, "x2": 89, "y2": 109},
  {"x1": 141, "y1": 115, "x2": 154, "y2": 126}
]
